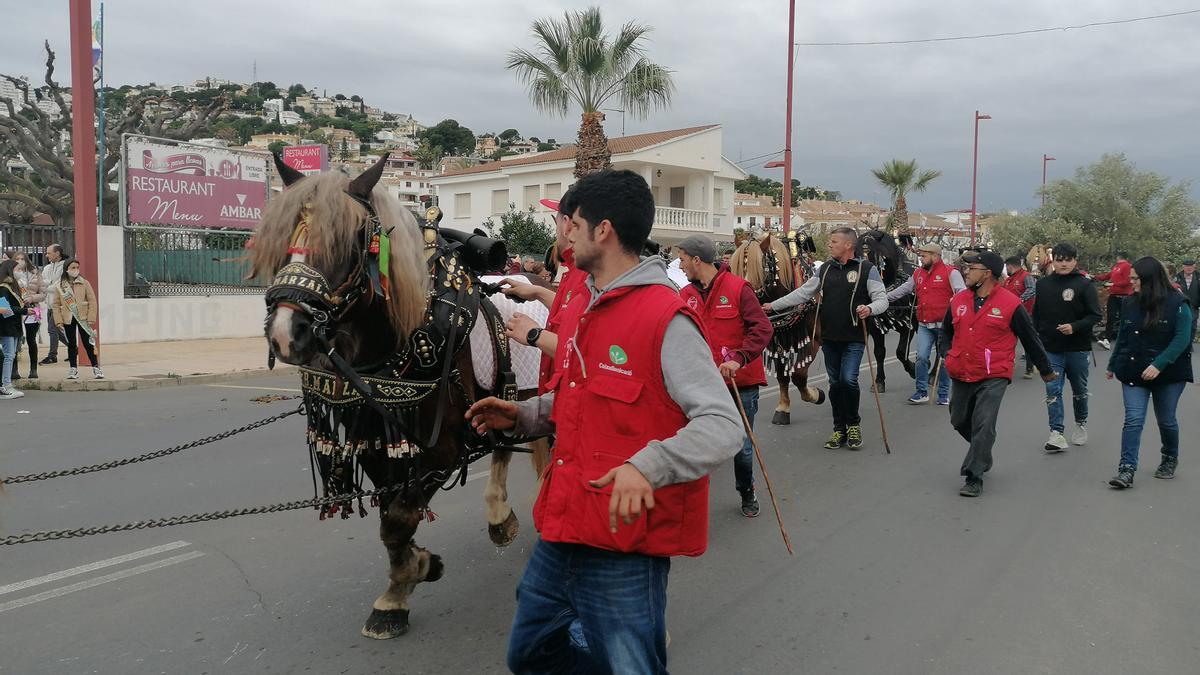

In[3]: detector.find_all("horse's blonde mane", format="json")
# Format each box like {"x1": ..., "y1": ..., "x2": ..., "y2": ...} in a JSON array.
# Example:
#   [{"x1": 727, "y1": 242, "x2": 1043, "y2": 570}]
[
  {"x1": 251, "y1": 172, "x2": 429, "y2": 341},
  {"x1": 730, "y1": 233, "x2": 794, "y2": 290}
]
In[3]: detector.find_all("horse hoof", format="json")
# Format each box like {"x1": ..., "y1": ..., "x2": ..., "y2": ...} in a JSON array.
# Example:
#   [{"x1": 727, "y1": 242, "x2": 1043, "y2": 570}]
[
  {"x1": 362, "y1": 608, "x2": 410, "y2": 640},
  {"x1": 815, "y1": 389, "x2": 826, "y2": 405},
  {"x1": 771, "y1": 411, "x2": 791, "y2": 425},
  {"x1": 488, "y1": 510, "x2": 520, "y2": 547},
  {"x1": 425, "y1": 553, "x2": 444, "y2": 582},
  {"x1": 875, "y1": 382, "x2": 886, "y2": 394}
]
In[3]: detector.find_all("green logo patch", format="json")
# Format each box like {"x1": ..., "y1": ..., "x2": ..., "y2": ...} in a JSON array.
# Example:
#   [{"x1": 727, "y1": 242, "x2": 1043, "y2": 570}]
[
  {"x1": 609, "y1": 345, "x2": 628, "y2": 365},
  {"x1": 719, "y1": 295, "x2": 729, "y2": 304}
]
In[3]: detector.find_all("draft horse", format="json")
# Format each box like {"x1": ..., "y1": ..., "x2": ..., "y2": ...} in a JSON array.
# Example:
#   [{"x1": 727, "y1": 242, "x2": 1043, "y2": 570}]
[
  {"x1": 855, "y1": 229, "x2": 916, "y2": 392},
  {"x1": 253, "y1": 155, "x2": 547, "y2": 639},
  {"x1": 730, "y1": 231, "x2": 825, "y2": 425}
]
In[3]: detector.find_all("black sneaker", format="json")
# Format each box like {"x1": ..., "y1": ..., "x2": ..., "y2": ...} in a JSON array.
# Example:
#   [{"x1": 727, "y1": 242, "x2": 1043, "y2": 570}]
[
  {"x1": 959, "y1": 477, "x2": 983, "y2": 497},
  {"x1": 1109, "y1": 467, "x2": 1135, "y2": 489},
  {"x1": 739, "y1": 490, "x2": 760, "y2": 518},
  {"x1": 823, "y1": 430, "x2": 846, "y2": 449},
  {"x1": 846, "y1": 425, "x2": 863, "y2": 450},
  {"x1": 39, "y1": 356, "x2": 57, "y2": 365},
  {"x1": 1154, "y1": 456, "x2": 1178, "y2": 480}
]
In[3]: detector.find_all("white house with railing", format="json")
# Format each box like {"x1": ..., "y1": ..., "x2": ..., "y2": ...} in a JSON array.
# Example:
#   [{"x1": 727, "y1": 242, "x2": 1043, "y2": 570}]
[{"x1": 429, "y1": 124, "x2": 746, "y2": 244}]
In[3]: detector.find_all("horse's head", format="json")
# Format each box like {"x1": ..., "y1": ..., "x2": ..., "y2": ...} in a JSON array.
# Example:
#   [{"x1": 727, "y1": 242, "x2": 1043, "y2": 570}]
[
  {"x1": 856, "y1": 229, "x2": 901, "y2": 283},
  {"x1": 731, "y1": 231, "x2": 796, "y2": 301},
  {"x1": 251, "y1": 155, "x2": 429, "y2": 369}
]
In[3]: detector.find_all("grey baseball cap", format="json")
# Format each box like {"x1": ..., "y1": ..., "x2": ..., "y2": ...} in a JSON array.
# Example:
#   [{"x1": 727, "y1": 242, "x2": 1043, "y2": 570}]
[{"x1": 675, "y1": 235, "x2": 717, "y2": 264}]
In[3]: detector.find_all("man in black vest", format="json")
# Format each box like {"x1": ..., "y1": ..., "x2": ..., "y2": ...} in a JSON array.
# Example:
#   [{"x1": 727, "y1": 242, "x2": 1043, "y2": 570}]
[
  {"x1": 1174, "y1": 259, "x2": 1200, "y2": 315},
  {"x1": 765, "y1": 227, "x2": 889, "y2": 450}
]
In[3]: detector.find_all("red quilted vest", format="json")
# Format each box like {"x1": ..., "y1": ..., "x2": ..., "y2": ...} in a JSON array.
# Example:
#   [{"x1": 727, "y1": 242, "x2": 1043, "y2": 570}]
[
  {"x1": 678, "y1": 270, "x2": 767, "y2": 388},
  {"x1": 914, "y1": 260, "x2": 956, "y2": 324},
  {"x1": 945, "y1": 286, "x2": 1022, "y2": 382}
]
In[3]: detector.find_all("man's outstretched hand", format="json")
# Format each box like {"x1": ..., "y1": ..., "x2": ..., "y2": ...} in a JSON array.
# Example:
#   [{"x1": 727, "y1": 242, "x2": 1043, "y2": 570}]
[{"x1": 465, "y1": 397, "x2": 518, "y2": 434}]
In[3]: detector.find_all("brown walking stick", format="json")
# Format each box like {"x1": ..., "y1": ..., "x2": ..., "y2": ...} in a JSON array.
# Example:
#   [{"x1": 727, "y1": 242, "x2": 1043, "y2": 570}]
[
  {"x1": 728, "y1": 376, "x2": 794, "y2": 555},
  {"x1": 861, "y1": 320, "x2": 893, "y2": 454}
]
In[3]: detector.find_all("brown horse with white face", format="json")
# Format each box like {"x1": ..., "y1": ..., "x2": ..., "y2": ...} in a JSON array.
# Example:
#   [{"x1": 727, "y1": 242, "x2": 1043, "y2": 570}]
[{"x1": 252, "y1": 156, "x2": 541, "y2": 639}]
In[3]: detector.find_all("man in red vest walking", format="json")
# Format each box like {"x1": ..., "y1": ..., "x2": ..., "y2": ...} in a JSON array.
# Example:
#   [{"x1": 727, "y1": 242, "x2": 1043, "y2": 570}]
[
  {"x1": 1002, "y1": 256, "x2": 1038, "y2": 378},
  {"x1": 886, "y1": 242, "x2": 965, "y2": 405},
  {"x1": 1094, "y1": 252, "x2": 1133, "y2": 350},
  {"x1": 465, "y1": 170, "x2": 742, "y2": 673},
  {"x1": 676, "y1": 234, "x2": 773, "y2": 518},
  {"x1": 940, "y1": 251, "x2": 1055, "y2": 497}
]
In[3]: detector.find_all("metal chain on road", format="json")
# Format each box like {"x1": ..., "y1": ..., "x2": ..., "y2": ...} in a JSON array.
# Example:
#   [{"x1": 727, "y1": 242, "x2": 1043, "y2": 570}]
[{"x1": 1, "y1": 406, "x2": 305, "y2": 485}]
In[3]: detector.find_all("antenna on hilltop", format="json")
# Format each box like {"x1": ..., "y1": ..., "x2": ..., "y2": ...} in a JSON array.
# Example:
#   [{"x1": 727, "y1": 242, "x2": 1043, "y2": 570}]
[{"x1": 253, "y1": 60, "x2": 257, "y2": 83}]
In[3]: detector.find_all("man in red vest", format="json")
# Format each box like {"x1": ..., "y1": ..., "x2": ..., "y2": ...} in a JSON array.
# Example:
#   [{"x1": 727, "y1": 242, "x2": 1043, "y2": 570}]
[
  {"x1": 1002, "y1": 256, "x2": 1038, "y2": 378},
  {"x1": 940, "y1": 251, "x2": 1055, "y2": 497},
  {"x1": 1093, "y1": 252, "x2": 1133, "y2": 350},
  {"x1": 465, "y1": 170, "x2": 742, "y2": 673},
  {"x1": 886, "y1": 242, "x2": 965, "y2": 405},
  {"x1": 676, "y1": 234, "x2": 773, "y2": 518}
]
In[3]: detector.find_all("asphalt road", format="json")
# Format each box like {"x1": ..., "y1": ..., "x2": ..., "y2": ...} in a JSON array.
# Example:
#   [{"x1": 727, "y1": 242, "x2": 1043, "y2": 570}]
[{"x1": 2, "y1": 343, "x2": 1198, "y2": 674}]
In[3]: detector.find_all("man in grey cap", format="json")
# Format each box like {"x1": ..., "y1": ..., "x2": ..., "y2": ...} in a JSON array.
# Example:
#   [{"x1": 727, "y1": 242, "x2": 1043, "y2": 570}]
[
  {"x1": 676, "y1": 234, "x2": 773, "y2": 517},
  {"x1": 1174, "y1": 259, "x2": 1200, "y2": 317},
  {"x1": 886, "y1": 242, "x2": 965, "y2": 405}
]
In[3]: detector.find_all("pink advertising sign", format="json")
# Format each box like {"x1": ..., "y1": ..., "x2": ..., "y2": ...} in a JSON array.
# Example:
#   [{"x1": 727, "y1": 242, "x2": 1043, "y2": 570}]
[
  {"x1": 125, "y1": 138, "x2": 269, "y2": 229},
  {"x1": 282, "y1": 144, "x2": 329, "y2": 175}
]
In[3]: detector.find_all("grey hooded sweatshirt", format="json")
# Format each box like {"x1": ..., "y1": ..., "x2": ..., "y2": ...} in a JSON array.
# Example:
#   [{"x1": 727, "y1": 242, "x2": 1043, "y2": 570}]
[{"x1": 514, "y1": 256, "x2": 743, "y2": 489}]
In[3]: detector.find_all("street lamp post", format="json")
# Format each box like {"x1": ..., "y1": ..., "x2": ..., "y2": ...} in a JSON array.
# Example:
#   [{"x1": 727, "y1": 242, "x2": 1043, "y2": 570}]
[
  {"x1": 780, "y1": 0, "x2": 796, "y2": 233},
  {"x1": 969, "y1": 110, "x2": 991, "y2": 247},
  {"x1": 69, "y1": 0, "x2": 99, "y2": 337},
  {"x1": 1041, "y1": 154, "x2": 1056, "y2": 206}
]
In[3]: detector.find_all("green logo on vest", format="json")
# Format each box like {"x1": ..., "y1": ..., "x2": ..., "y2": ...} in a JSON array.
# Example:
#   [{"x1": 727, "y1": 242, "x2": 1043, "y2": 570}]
[
  {"x1": 609, "y1": 345, "x2": 628, "y2": 365},
  {"x1": 719, "y1": 295, "x2": 729, "y2": 304}
]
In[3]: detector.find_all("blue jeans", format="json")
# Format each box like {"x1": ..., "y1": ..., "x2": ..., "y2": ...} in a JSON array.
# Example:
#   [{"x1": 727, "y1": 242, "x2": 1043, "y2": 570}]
[
  {"x1": 914, "y1": 325, "x2": 950, "y2": 399},
  {"x1": 1119, "y1": 381, "x2": 1185, "y2": 470},
  {"x1": 822, "y1": 340, "x2": 865, "y2": 430},
  {"x1": 734, "y1": 387, "x2": 759, "y2": 494},
  {"x1": 507, "y1": 539, "x2": 670, "y2": 674},
  {"x1": 1045, "y1": 351, "x2": 1091, "y2": 432},
  {"x1": 0, "y1": 335, "x2": 16, "y2": 388}
]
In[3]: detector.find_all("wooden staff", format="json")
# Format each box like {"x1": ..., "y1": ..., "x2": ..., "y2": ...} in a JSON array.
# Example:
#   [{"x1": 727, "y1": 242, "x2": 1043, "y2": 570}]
[
  {"x1": 862, "y1": 320, "x2": 893, "y2": 454},
  {"x1": 728, "y1": 375, "x2": 794, "y2": 555}
]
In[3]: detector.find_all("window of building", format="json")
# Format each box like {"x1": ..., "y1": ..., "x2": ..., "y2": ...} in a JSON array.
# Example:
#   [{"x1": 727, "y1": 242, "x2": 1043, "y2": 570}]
[
  {"x1": 454, "y1": 193, "x2": 470, "y2": 218},
  {"x1": 405, "y1": 181, "x2": 412, "y2": 188},
  {"x1": 523, "y1": 185, "x2": 540, "y2": 210},
  {"x1": 713, "y1": 188, "x2": 725, "y2": 213},
  {"x1": 750, "y1": 216, "x2": 757, "y2": 226},
  {"x1": 544, "y1": 182, "x2": 562, "y2": 203},
  {"x1": 491, "y1": 189, "x2": 510, "y2": 215}
]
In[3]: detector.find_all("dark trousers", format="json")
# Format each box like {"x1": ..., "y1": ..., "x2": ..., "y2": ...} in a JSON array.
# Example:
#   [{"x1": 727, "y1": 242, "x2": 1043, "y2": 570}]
[
  {"x1": 949, "y1": 378, "x2": 1009, "y2": 480},
  {"x1": 46, "y1": 307, "x2": 65, "y2": 358},
  {"x1": 63, "y1": 320, "x2": 99, "y2": 368},
  {"x1": 822, "y1": 340, "x2": 865, "y2": 431},
  {"x1": 1105, "y1": 294, "x2": 1126, "y2": 341},
  {"x1": 733, "y1": 387, "x2": 759, "y2": 494},
  {"x1": 8, "y1": 322, "x2": 38, "y2": 379}
]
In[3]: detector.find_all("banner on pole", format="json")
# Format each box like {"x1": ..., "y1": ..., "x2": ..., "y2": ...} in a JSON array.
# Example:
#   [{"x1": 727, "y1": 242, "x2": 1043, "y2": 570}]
[
  {"x1": 124, "y1": 137, "x2": 269, "y2": 229},
  {"x1": 281, "y1": 144, "x2": 329, "y2": 175}
]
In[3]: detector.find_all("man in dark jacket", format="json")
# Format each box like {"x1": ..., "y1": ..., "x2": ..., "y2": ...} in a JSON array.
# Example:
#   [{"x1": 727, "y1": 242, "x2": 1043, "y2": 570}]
[
  {"x1": 1174, "y1": 259, "x2": 1200, "y2": 312},
  {"x1": 1032, "y1": 243, "x2": 1103, "y2": 452}
]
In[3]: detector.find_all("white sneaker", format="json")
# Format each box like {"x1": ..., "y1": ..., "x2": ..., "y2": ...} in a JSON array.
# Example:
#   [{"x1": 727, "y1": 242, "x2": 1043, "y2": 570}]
[
  {"x1": 0, "y1": 386, "x2": 24, "y2": 399},
  {"x1": 66, "y1": 367, "x2": 79, "y2": 380},
  {"x1": 1097, "y1": 338, "x2": 1111, "y2": 350},
  {"x1": 92, "y1": 366, "x2": 105, "y2": 379},
  {"x1": 1071, "y1": 424, "x2": 1088, "y2": 446},
  {"x1": 1045, "y1": 430, "x2": 1069, "y2": 453}
]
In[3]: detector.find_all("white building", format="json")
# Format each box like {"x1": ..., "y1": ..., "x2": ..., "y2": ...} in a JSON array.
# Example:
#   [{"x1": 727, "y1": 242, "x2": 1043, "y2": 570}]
[
  {"x1": 278, "y1": 110, "x2": 302, "y2": 126},
  {"x1": 430, "y1": 124, "x2": 746, "y2": 245},
  {"x1": 263, "y1": 98, "x2": 284, "y2": 114}
]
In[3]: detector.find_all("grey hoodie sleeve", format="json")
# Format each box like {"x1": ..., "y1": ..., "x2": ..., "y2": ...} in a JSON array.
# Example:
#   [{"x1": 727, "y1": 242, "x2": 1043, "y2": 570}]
[
  {"x1": 865, "y1": 266, "x2": 889, "y2": 315},
  {"x1": 769, "y1": 272, "x2": 821, "y2": 312},
  {"x1": 626, "y1": 314, "x2": 744, "y2": 489},
  {"x1": 1019, "y1": 275, "x2": 1036, "y2": 302},
  {"x1": 886, "y1": 275, "x2": 915, "y2": 302},
  {"x1": 513, "y1": 393, "x2": 555, "y2": 436},
  {"x1": 950, "y1": 269, "x2": 967, "y2": 294}
]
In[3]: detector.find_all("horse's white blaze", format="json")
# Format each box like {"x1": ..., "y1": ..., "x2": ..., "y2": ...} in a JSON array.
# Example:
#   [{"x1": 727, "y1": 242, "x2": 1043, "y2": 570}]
[{"x1": 269, "y1": 248, "x2": 307, "y2": 358}]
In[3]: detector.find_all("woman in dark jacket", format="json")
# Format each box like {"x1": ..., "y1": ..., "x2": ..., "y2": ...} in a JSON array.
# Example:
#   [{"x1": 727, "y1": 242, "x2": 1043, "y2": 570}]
[
  {"x1": 0, "y1": 259, "x2": 28, "y2": 399},
  {"x1": 1107, "y1": 257, "x2": 1194, "y2": 488}
]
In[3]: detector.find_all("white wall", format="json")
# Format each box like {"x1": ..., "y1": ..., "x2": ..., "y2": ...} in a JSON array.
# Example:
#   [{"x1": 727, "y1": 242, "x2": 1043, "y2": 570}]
[{"x1": 97, "y1": 227, "x2": 268, "y2": 344}]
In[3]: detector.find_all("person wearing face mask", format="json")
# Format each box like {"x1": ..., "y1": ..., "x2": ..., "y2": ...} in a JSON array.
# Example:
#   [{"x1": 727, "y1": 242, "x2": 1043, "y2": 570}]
[
  {"x1": 39, "y1": 243, "x2": 67, "y2": 365},
  {"x1": 0, "y1": 259, "x2": 28, "y2": 399},
  {"x1": 940, "y1": 251, "x2": 1055, "y2": 497},
  {"x1": 8, "y1": 251, "x2": 46, "y2": 380},
  {"x1": 52, "y1": 258, "x2": 103, "y2": 380},
  {"x1": 886, "y1": 242, "x2": 966, "y2": 405}
]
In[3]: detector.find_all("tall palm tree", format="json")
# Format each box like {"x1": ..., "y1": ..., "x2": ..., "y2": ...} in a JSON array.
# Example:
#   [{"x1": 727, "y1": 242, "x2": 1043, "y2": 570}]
[
  {"x1": 507, "y1": 7, "x2": 675, "y2": 179},
  {"x1": 871, "y1": 159, "x2": 941, "y2": 236}
]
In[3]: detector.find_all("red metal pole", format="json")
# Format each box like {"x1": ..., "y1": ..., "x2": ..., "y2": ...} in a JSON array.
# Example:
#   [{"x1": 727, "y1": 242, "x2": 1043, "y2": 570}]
[
  {"x1": 781, "y1": 0, "x2": 795, "y2": 233},
  {"x1": 69, "y1": 0, "x2": 99, "y2": 342},
  {"x1": 970, "y1": 110, "x2": 979, "y2": 247}
]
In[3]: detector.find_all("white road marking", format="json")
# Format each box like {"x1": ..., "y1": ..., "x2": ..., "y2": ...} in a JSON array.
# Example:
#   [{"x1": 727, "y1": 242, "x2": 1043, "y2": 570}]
[
  {"x1": 0, "y1": 551, "x2": 206, "y2": 613},
  {"x1": 0, "y1": 541, "x2": 192, "y2": 597},
  {"x1": 206, "y1": 384, "x2": 303, "y2": 393}
]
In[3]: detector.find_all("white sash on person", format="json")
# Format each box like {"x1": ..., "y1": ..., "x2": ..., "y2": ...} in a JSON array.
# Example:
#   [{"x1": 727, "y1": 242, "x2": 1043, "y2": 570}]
[{"x1": 60, "y1": 281, "x2": 98, "y2": 349}]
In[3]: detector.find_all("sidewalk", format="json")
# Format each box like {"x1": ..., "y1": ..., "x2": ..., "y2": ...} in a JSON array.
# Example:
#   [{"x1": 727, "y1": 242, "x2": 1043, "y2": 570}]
[{"x1": 11, "y1": 337, "x2": 295, "y2": 392}]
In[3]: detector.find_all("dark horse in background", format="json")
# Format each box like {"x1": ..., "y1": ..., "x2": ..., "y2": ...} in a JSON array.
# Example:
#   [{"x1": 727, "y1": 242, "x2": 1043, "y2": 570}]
[
  {"x1": 730, "y1": 230, "x2": 826, "y2": 425},
  {"x1": 855, "y1": 229, "x2": 916, "y2": 392},
  {"x1": 253, "y1": 155, "x2": 548, "y2": 640}
]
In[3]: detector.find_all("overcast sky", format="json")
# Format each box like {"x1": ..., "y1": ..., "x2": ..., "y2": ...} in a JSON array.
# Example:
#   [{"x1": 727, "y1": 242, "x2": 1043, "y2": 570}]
[{"x1": 3, "y1": 0, "x2": 1198, "y2": 213}]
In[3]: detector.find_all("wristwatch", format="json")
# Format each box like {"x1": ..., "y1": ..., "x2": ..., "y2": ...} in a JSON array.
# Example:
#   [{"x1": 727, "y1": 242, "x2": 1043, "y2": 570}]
[{"x1": 526, "y1": 327, "x2": 543, "y2": 347}]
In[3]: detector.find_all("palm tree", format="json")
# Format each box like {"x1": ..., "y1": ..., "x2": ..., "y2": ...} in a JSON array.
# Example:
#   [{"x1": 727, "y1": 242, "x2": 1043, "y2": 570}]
[
  {"x1": 507, "y1": 7, "x2": 674, "y2": 179},
  {"x1": 871, "y1": 159, "x2": 941, "y2": 236}
]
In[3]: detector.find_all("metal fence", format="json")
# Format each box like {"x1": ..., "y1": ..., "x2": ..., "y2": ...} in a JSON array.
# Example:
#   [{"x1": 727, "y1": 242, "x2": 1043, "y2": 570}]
[
  {"x1": 123, "y1": 226, "x2": 266, "y2": 297},
  {"x1": 0, "y1": 223, "x2": 75, "y2": 266}
]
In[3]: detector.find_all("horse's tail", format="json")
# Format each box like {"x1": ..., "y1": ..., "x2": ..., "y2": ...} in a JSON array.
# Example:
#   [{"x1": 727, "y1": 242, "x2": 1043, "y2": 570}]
[{"x1": 528, "y1": 437, "x2": 551, "y2": 483}]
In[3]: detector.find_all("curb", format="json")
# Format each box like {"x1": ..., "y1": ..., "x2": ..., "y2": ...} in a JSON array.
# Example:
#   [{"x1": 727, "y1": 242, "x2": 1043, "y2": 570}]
[{"x1": 15, "y1": 365, "x2": 299, "y2": 392}]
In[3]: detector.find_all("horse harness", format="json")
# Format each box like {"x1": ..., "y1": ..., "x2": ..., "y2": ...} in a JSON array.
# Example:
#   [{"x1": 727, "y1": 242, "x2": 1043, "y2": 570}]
[{"x1": 265, "y1": 200, "x2": 522, "y2": 519}]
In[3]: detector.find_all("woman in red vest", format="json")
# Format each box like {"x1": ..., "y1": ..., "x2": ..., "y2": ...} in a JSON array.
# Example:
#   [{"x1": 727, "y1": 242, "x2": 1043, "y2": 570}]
[
  {"x1": 940, "y1": 251, "x2": 1055, "y2": 497},
  {"x1": 466, "y1": 170, "x2": 742, "y2": 673}
]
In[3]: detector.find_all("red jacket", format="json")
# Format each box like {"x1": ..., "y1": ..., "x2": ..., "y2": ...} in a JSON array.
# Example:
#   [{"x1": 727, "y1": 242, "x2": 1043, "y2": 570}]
[
  {"x1": 536, "y1": 283, "x2": 710, "y2": 557},
  {"x1": 945, "y1": 286, "x2": 1022, "y2": 382},
  {"x1": 914, "y1": 261, "x2": 957, "y2": 324},
  {"x1": 538, "y1": 248, "x2": 590, "y2": 393},
  {"x1": 679, "y1": 269, "x2": 768, "y2": 388},
  {"x1": 1095, "y1": 260, "x2": 1133, "y2": 296},
  {"x1": 1002, "y1": 268, "x2": 1035, "y2": 313}
]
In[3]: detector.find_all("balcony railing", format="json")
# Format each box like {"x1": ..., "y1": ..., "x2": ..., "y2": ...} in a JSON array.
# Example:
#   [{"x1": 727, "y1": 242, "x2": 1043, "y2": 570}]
[{"x1": 654, "y1": 206, "x2": 711, "y2": 232}]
